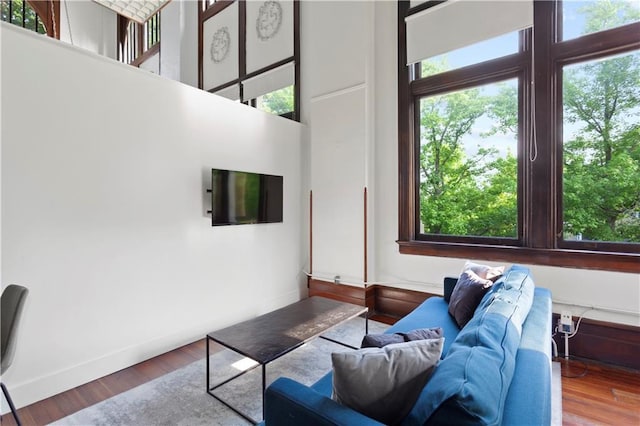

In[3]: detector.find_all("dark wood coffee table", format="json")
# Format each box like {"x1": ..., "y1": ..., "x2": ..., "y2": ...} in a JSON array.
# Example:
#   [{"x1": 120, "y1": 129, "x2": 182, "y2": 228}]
[{"x1": 206, "y1": 296, "x2": 368, "y2": 424}]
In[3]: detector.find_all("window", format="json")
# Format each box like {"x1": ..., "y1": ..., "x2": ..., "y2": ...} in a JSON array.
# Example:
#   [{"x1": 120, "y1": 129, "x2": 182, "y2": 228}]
[
  {"x1": 118, "y1": 11, "x2": 161, "y2": 67},
  {"x1": 418, "y1": 78, "x2": 519, "y2": 241},
  {"x1": 256, "y1": 85, "x2": 295, "y2": 118},
  {"x1": 562, "y1": 51, "x2": 640, "y2": 247},
  {"x1": 561, "y1": 0, "x2": 640, "y2": 41},
  {"x1": 420, "y1": 31, "x2": 519, "y2": 77},
  {"x1": 199, "y1": 0, "x2": 300, "y2": 120},
  {"x1": 1, "y1": 0, "x2": 59, "y2": 38},
  {"x1": 202, "y1": 0, "x2": 217, "y2": 11},
  {"x1": 398, "y1": 0, "x2": 640, "y2": 272}
]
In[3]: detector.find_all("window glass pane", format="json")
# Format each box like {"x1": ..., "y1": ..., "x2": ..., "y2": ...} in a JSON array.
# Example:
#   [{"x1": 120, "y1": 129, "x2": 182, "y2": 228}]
[
  {"x1": 1, "y1": 1, "x2": 9, "y2": 23},
  {"x1": 37, "y1": 17, "x2": 46, "y2": 34},
  {"x1": 562, "y1": 0, "x2": 640, "y2": 41},
  {"x1": 420, "y1": 31, "x2": 519, "y2": 77},
  {"x1": 256, "y1": 85, "x2": 294, "y2": 116},
  {"x1": 419, "y1": 79, "x2": 518, "y2": 238},
  {"x1": 11, "y1": 0, "x2": 21, "y2": 25},
  {"x1": 562, "y1": 51, "x2": 640, "y2": 244},
  {"x1": 144, "y1": 13, "x2": 160, "y2": 50},
  {"x1": 2, "y1": 0, "x2": 46, "y2": 34},
  {"x1": 24, "y1": 3, "x2": 36, "y2": 31}
]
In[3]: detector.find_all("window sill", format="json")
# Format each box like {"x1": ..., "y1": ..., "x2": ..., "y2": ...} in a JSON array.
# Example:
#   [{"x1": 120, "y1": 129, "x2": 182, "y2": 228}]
[{"x1": 397, "y1": 240, "x2": 640, "y2": 273}]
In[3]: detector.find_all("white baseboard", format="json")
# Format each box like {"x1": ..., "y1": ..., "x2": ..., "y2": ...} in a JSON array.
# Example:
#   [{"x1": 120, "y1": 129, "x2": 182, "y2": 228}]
[
  {"x1": 7, "y1": 321, "x2": 217, "y2": 411},
  {"x1": 5, "y1": 288, "x2": 307, "y2": 412}
]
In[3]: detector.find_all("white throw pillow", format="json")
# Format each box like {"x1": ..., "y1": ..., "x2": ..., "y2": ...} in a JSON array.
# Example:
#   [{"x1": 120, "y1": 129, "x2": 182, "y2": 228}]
[
  {"x1": 331, "y1": 338, "x2": 444, "y2": 425},
  {"x1": 462, "y1": 260, "x2": 505, "y2": 281}
]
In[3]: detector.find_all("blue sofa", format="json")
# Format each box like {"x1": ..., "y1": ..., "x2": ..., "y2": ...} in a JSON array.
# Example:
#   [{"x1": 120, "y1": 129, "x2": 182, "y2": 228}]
[{"x1": 263, "y1": 265, "x2": 553, "y2": 425}]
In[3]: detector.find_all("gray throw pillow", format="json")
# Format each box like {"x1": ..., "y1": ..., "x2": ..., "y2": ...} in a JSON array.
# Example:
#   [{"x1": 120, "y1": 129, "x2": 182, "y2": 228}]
[
  {"x1": 331, "y1": 338, "x2": 444, "y2": 425},
  {"x1": 448, "y1": 269, "x2": 494, "y2": 328},
  {"x1": 360, "y1": 327, "x2": 443, "y2": 348}
]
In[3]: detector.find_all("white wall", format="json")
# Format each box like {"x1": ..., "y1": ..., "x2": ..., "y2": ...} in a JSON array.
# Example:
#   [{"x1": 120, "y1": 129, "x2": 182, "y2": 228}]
[
  {"x1": 1, "y1": 23, "x2": 306, "y2": 409},
  {"x1": 60, "y1": 0, "x2": 117, "y2": 58},
  {"x1": 139, "y1": 51, "x2": 160, "y2": 74},
  {"x1": 302, "y1": 1, "x2": 639, "y2": 327},
  {"x1": 161, "y1": 0, "x2": 199, "y2": 87},
  {"x1": 59, "y1": 0, "x2": 198, "y2": 87},
  {"x1": 301, "y1": 1, "x2": 376, "y2": 284}
]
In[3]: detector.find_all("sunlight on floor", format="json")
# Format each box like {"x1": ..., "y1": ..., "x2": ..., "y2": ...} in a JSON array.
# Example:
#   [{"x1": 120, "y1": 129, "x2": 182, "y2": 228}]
[{"x1": 231, "y1": 357, "x2": 259, "y2": 372}]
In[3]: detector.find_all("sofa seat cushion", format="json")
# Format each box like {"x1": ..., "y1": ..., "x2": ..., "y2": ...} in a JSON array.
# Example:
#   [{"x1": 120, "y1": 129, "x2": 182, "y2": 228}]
[
  {"x1": 265, "y1": 377, "x2": 385, "y2": 426},
  {"x1": 401, "y1": 265, "x2": 535, "y2": 426},
  {"x1": 385, "y1": 296, "x2": 460, "y2": 357}
]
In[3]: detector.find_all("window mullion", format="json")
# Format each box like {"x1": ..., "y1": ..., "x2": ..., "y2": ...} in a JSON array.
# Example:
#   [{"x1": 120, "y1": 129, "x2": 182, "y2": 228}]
[
  {"x1": 519, "y1": 28, "x2": 533, "y2": 247},
  {"x1": 529, "y1": 0, "x2": 558, "y2": 249},
  {"x1": 398, "y1": 0, "x2": 415, "y2": 242},
  {"x1": 552, "y1": 22, "x2": 640, "y2": 65},
  {"x1": 137, "y1": 23, "x2": 143, "y2": 58}
]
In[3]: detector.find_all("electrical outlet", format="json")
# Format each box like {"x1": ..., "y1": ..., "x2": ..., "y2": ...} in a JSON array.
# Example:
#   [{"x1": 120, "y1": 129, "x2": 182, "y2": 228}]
[
  {"x1": 334, "y1": 275, "x2": 341, "y2": 285},
  {"x1": 560, "y1": 311, "x2": 574, "y2": 334}
]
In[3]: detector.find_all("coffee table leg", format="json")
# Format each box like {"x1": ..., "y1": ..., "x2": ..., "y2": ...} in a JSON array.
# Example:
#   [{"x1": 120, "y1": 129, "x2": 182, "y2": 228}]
[
  {"x1": 262, "y1": 364, "x2": 266, "y2": 420},
  {"x1": 206, "y1": 337, "x2": 210, "y2": 391},
  {"x1": 365, "y1": 311, "x2": 369, "y2": 335}
]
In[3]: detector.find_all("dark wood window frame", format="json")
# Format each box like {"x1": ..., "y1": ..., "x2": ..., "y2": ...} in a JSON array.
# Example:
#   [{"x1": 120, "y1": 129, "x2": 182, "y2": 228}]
[
  {"x1": 117, "y1": 12, "x2": 161, "y2": 67},
  {"x1": 397, "y1": 0, "x2": 640, "y2": 273},
  {"x1": 198, "y1": 0, "x2": 301, "y2": 121}
]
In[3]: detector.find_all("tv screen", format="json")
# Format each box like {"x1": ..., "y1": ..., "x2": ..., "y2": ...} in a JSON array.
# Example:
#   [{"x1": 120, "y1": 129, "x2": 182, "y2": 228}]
[{"x1": 210, "y1": 169, "x2": 283, "y2": 226}]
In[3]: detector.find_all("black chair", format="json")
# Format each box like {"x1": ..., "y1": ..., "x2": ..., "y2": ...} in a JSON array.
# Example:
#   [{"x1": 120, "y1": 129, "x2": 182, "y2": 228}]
[{"x1": 1, "y1": 284, "x2": 29, "y2": 426}]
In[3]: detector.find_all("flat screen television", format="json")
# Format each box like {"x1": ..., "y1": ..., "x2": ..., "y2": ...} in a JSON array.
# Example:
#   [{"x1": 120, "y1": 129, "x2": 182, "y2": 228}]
[{"x1": 210, "y1": 169, "x2": 283, "y2": 226}]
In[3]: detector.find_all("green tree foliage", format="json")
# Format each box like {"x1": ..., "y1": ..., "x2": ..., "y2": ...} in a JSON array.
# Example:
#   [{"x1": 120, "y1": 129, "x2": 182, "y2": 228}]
[
  {"x1": 419, "y1": 60, "x2": 518, "y2": 237},
  {"x1": 579, "y1": 0, "x2": 640, "y2": 34},
  {"x1": 260, "y1": 85, "x2": 294, "y2": 116},
  {"x1": 419, "y1": 0, "x2": 640, "y2": 243},
  {"x1": 563, "y1": 1, "x2": 640, "y2": 242},
  {"x1": 1, "y1": 0, "x2": 46, "y2": 34}
]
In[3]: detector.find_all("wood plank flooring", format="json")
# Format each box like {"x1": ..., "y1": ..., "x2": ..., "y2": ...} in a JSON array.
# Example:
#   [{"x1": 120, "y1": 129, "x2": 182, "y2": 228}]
[
  {"x1": 2, "y1": 341, "x2": 639, "y2": 425},
  {"x1": 559, "y1": 358, "x2": 640, "y2": 426}
]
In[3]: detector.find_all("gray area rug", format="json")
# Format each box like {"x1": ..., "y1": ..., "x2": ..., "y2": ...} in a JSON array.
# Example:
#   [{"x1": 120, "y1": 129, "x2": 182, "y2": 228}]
[
  {"x1": 51, "y1": 319, "x2": 563, "y2": 425},
  {"x1": 51, "y1": 317, "x2": 387, "y2": 426}
]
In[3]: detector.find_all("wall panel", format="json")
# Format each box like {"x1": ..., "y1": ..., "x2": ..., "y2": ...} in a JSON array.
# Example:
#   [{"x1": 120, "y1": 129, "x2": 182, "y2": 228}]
[
  {"x1": 310, "y1": 86, "x2": 366, "y2": 284},
  {"x1": 1, "y1": 24, "x2": 305, "y2": 409}
]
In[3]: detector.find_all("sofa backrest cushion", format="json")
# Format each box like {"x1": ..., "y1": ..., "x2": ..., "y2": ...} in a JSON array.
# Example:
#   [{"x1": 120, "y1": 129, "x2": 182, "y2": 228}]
[
  {"x1": 401, "y1": 265, "x2": 535, "y2": 426},
  {"x1": 443, "y1": 277, "x2": 458, "y2": 303},
  {"x1": 502, "y1": 287, "x2": 553, "y2": 425}
]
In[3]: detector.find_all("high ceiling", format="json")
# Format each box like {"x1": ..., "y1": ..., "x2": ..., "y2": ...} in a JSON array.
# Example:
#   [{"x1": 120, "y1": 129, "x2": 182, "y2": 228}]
[{"x1": 93, "y1": 0, "x2": 171, "y2": 24}]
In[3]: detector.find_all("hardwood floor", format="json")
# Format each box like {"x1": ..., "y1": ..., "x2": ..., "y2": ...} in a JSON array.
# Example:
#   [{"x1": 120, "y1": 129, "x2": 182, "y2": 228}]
[
  {"x1": 0, "y1": 340, "x2": 211, "y2": 426},
  {"x1": 558, "y1": 358, "x2": 640, "y2": 426},
  {"x1": 2, "y1": 341, "x2": 639, "y2": 425}
]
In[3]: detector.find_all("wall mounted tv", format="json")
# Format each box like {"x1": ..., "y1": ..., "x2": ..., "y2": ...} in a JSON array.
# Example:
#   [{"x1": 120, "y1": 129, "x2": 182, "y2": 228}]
[{"x1": 210, "y1": 169, "x2": 283, "y2": 226}]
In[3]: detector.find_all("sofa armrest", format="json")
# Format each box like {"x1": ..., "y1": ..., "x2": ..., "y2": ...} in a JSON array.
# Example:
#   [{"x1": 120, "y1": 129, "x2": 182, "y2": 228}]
[
  {"x1": 264, "y1": 377, "x2": 384, "y2": 426},
  {"x1": 443, "y1": 276, "x2": 458, "y2": 303}
]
